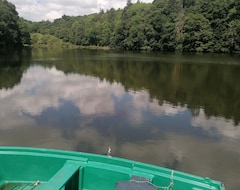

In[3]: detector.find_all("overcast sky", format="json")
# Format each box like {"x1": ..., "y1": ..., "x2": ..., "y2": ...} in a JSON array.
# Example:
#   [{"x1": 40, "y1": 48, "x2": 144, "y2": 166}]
[{"x1": 8, "y1": 0, "x2": 153, "y2": 21}]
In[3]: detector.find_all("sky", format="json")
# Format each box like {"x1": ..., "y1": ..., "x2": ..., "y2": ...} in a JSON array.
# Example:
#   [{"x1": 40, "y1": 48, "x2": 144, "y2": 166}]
[{"x1": 8, "y1": 0, "x2": 153, "y2": 22}]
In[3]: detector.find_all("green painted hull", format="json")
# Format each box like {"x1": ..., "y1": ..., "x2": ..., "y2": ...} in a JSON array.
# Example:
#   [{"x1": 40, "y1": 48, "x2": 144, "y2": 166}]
[{"x1": 0, "y1": 147, "x2": 224, "y2": 190}]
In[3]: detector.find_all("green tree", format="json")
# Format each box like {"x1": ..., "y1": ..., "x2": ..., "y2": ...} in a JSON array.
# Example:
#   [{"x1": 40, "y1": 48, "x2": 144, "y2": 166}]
[
  {"x1": 225, "y1": 20, "x2": 240, "y2": 53},
  {"x1": 183, "y1": 13, "x2": 213, "y2": 52},
  {"x1": 150, "y1": 1, "x2": 177, "y2": 50},
  {"x1": 24, "y1": 0, "x2": 240, "y2": 53},
  {"x1": 0, "y1": 0, "x2": 22, "y2": 49},
  {"x1": 113, "y1": 3, "x2": 154, "y2": 50},
  {"x1": 126, "y1": 0, "x2": 132, "y2": 7},
  {"x1": 18, "y1": 18, "x2": 31, "y2": 45}
]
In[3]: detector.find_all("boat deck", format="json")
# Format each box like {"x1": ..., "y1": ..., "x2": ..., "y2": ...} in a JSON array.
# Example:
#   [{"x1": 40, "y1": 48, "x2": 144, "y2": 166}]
[
  {"x1": 0, "y1": 183, "x2": 37, "y2": 190},
  {"x1": 0, "y1": 147, "x2": 225, "y2": 190},
  {"x1": 0, "y1": 160, "x2": 80, "y2": 190}
]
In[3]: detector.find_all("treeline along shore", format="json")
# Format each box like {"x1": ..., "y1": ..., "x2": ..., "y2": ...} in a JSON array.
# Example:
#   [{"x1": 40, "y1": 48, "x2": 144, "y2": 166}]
[{"x1": 1, "y1": 0, "x2": 240, "y2": 53}]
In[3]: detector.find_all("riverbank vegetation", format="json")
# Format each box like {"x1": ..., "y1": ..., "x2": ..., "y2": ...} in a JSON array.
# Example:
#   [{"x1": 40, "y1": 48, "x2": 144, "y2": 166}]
[
  {"x1": 1, "y1": 0, "x2": 240, "y2": 53},
  {"x1": 30, "y1": 33, "x2": 77, "y2": 48}
]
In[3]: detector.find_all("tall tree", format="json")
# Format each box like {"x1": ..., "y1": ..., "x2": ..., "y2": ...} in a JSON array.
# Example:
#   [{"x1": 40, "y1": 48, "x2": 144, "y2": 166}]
[
  {"x1": 0, "y1": 0, "x2": 22, "y2": 49},
  {"x1": 18, "y1": 18, "x2": 31, "y2": 45},
  {"x1": 127, "y1": 0, "x2": 132, "y2": 7},
  {"x1": 183, "y1": 13, "x2": 213, "y2": 52}
]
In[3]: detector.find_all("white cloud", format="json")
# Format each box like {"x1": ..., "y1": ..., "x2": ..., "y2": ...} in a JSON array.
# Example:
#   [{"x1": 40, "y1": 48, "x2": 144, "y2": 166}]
[
  {"x1": 8, "y1": 0, "x2": 153, "y2": 21},
  {"x1": 191, "y1": 108, "x2": 240, "y2": 140}
]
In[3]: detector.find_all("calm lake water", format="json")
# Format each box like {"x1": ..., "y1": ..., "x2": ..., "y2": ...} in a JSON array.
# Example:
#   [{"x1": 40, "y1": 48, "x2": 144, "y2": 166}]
[{"x1": 0, "y1": 48, "x2": 240, "y2": 189}]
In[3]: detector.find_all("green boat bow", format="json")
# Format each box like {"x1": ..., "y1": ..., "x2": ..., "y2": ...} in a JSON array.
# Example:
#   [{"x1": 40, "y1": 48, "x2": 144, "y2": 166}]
[{"x1": 0, "y1": 147, "x2": 225, "y2": 190}]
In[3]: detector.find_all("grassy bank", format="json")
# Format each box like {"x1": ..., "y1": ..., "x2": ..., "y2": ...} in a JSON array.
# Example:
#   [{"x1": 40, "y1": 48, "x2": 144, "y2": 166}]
[{"x1": 30, "y1": 33, "x2": 110, "y2": 50}]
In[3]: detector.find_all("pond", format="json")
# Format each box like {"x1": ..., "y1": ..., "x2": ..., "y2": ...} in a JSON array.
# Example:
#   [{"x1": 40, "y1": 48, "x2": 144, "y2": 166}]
[{"x1": 0, "y1": 48, "x2": 240, "y2": 189}]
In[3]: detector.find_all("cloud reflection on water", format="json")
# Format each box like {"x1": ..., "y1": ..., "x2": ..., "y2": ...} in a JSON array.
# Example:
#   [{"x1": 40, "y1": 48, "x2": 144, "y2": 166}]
[
  {"x1": 0, "y1": 65, "x2": 239, "y2": 140},
  {"x1": 192, "y1": 109, "x2": 240, "y2": 140}
]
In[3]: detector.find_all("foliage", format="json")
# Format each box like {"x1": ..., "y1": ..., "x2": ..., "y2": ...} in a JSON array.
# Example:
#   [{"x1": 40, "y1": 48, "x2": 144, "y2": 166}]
[
  {"x1": 112, "y1": 3, "x2": 155, "y2": 50},
  {"x1": 5, "y1": 0, "x2": 240, "y2": 53},
  {"x1": 0, "y1": 0, "x2": 31, "y2": 49},
  {"x1": 18, "y1": 18, "x2": 31, "y2": 45},
  {"x1": 183, "y1": 13, "x2": 213, "y2": 52},
  {"x1": 30, "y1": 33, "x2": 77, "y2": 48}
]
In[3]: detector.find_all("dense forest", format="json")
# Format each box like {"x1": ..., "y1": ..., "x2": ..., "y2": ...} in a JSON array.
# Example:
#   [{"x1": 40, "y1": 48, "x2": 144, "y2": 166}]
[
  {"x1": 0, "y1": 0, "x2": 31, "y2": 49},
  {"x1": 27, "y1": 0, "x2": 240, "y2": 53},
  {"x1": 1, "y1": 0, "x2": 240, "y2": 53}
]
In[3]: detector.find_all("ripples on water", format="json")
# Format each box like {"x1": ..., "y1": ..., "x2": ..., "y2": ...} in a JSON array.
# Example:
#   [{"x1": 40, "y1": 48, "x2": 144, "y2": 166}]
[{"x1": 0, "y1": 49, "x2": 240, "y2": 189}]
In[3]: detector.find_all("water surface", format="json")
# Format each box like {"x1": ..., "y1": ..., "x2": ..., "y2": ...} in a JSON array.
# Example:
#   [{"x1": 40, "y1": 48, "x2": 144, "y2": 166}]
[{"x1": 0, "y1": 49, "x2": 240, "y2": 189}]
